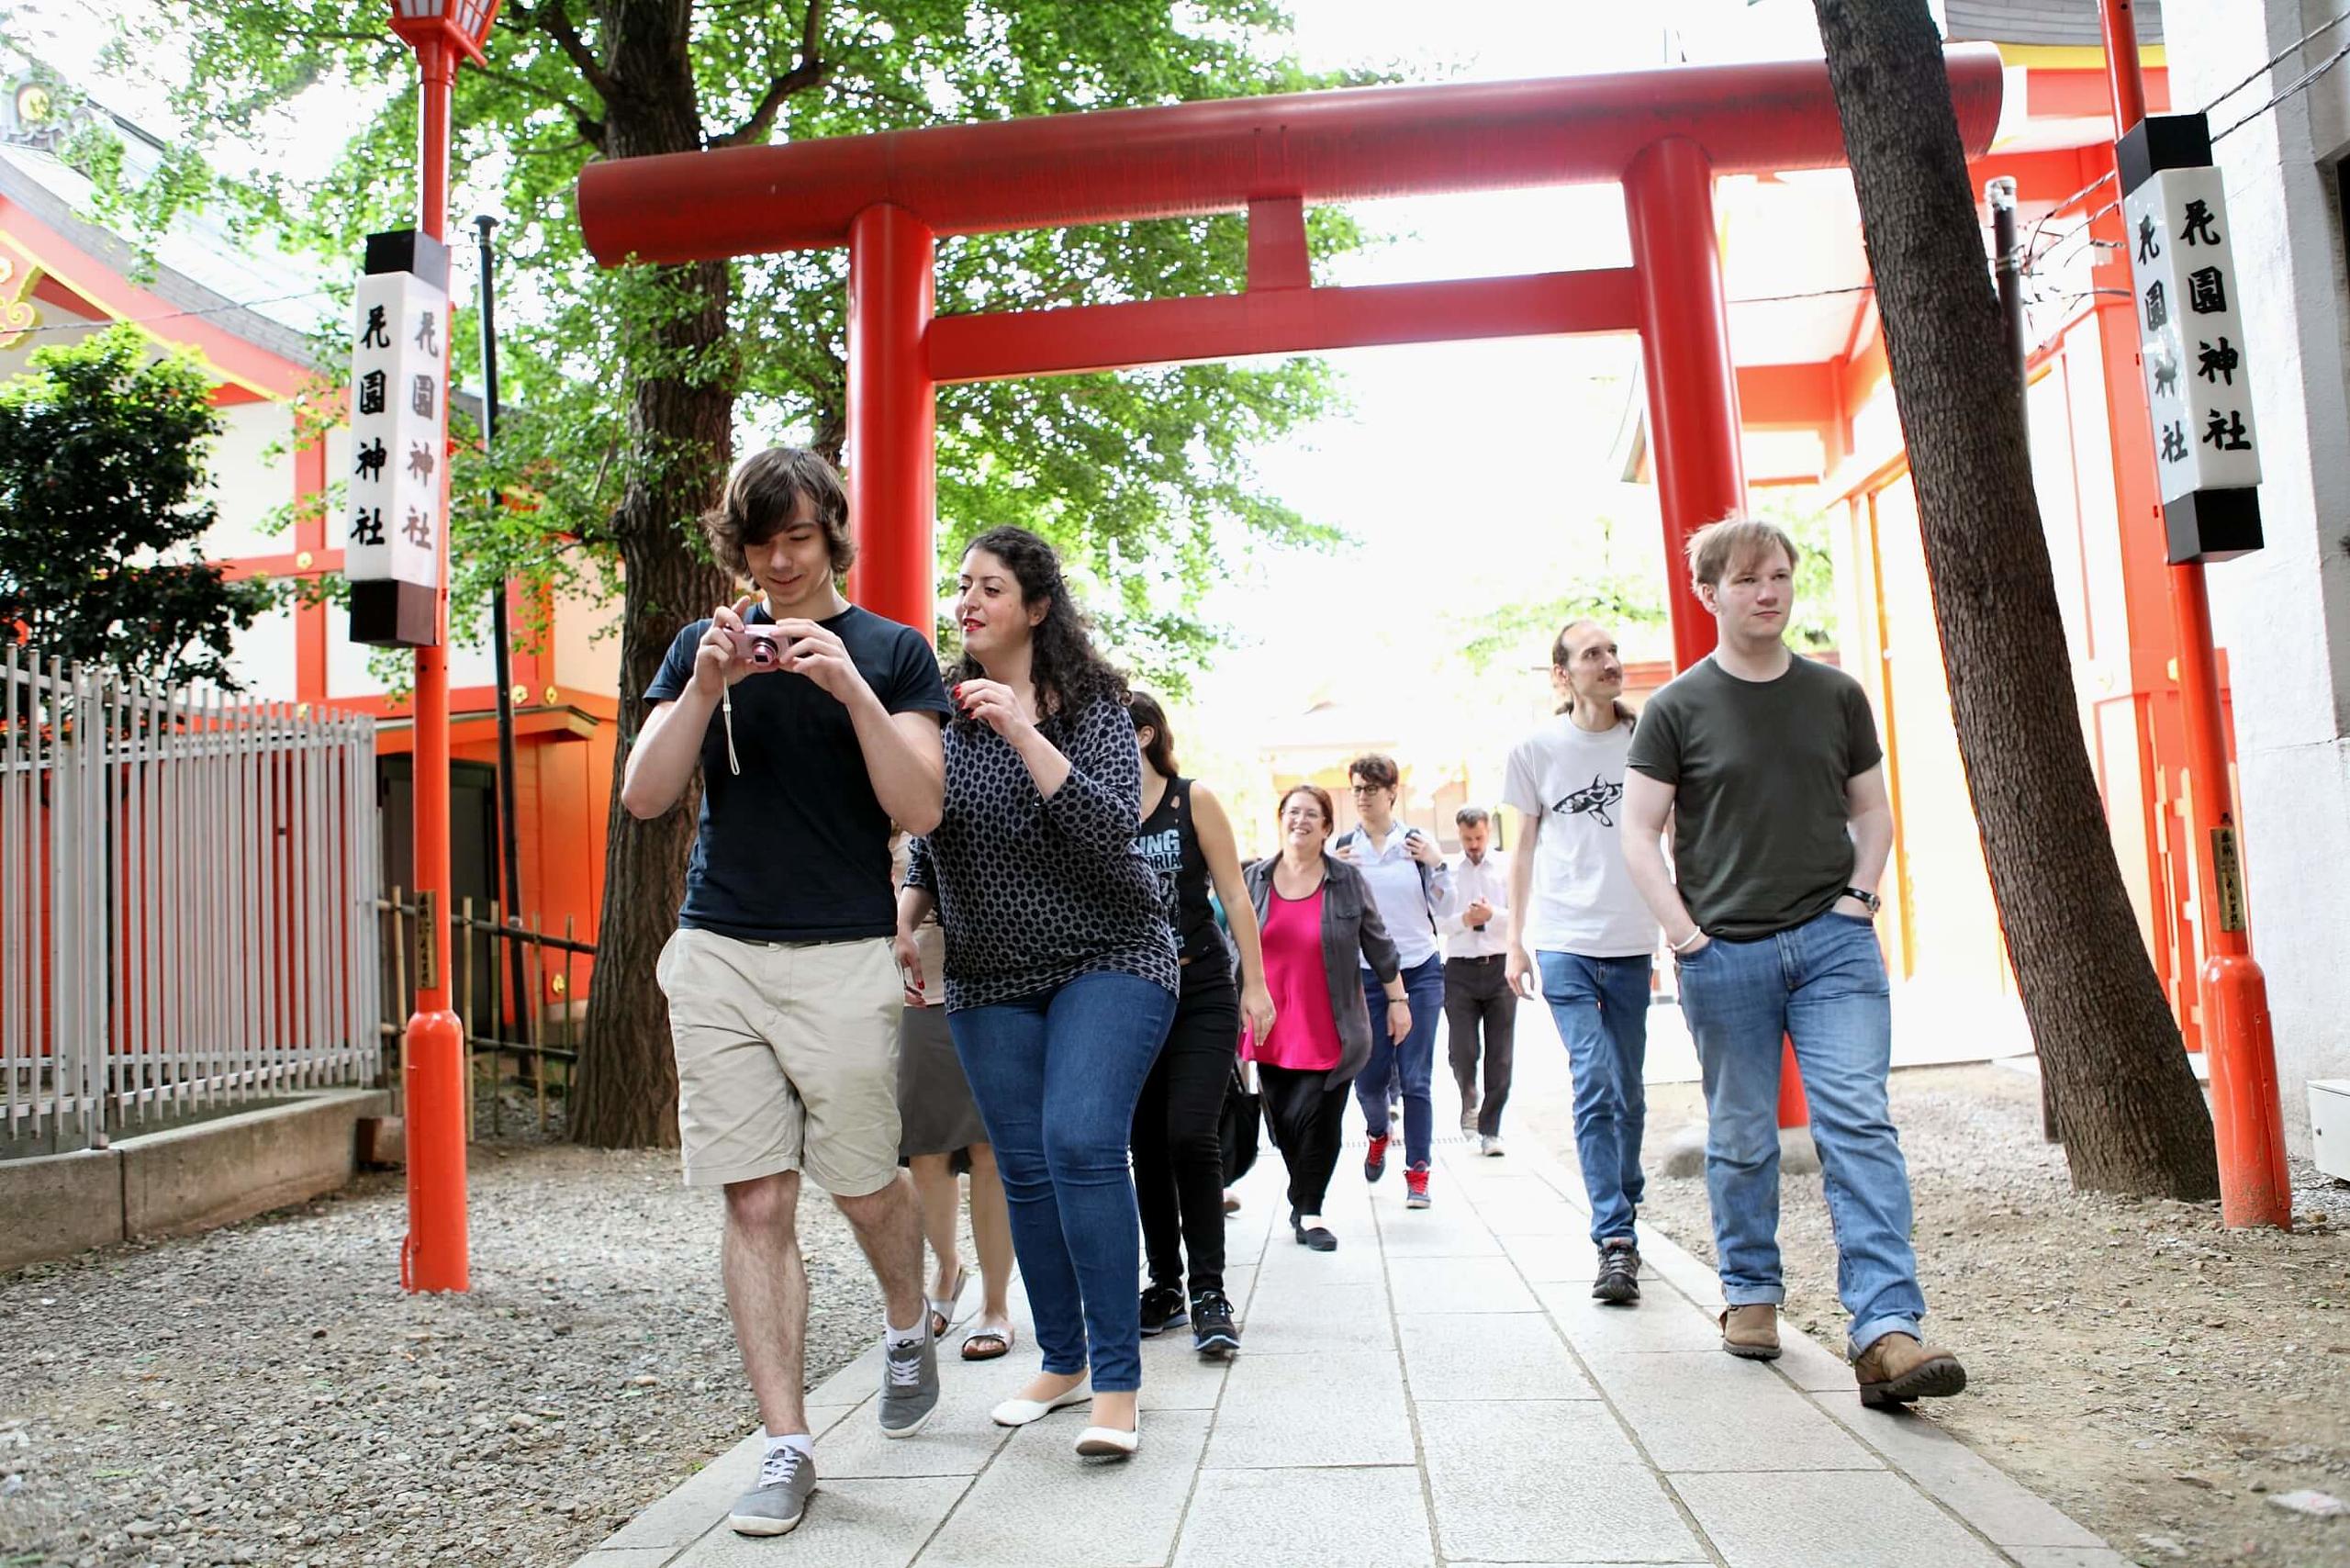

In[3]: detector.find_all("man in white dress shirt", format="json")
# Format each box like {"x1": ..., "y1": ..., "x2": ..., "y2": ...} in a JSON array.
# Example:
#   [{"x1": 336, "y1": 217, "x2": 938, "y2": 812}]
[{"x1": 1440, "y1": 807, "x2": 1516, "y2": 1155}]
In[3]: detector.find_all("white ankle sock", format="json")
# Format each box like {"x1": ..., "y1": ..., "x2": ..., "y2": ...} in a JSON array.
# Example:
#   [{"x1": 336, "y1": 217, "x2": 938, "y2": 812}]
[
  {"x1": 1299, "y1": 1213, "x2": 1325, "y2": 1229},
  {"x1": 884, "y1": 1318, "x2": 925, "y2": 1350},
  {"x1": 763, "y1": 1430, "x2": 812, "y2": 1458}
]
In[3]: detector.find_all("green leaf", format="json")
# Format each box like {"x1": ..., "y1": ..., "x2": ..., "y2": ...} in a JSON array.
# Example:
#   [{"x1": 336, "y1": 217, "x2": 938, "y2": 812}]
[
  {"x1": 0, "y1": 325, "x2": 276, "y2": 689},
  {"x1": 123, "y1": 0, "x2": 1389, "y2": 692}
]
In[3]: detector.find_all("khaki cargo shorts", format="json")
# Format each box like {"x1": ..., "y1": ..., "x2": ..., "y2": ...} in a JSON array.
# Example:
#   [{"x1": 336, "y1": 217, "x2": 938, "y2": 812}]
[{"x1": 655, "y1": 927, "x2": 904, "y2": 1195}]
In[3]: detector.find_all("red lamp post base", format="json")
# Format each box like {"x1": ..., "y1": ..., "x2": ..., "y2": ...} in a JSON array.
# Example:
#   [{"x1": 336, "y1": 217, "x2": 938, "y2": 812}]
[
  {"x1": 2202, "y1": 955, "x2": 2292, "y2": 1229},
  {"x1": 401, "y1": 1008, "x2": 470, "y2": 1292}
]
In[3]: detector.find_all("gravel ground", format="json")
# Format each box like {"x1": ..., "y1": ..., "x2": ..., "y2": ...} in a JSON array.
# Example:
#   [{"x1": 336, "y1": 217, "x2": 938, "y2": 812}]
[
  {"x1": 0, "y1": 1137, "x2": 886, "y2": 1567},
  {"x1": 1528, "y1": 1062, "x2": 2350, "y2": 1568}
]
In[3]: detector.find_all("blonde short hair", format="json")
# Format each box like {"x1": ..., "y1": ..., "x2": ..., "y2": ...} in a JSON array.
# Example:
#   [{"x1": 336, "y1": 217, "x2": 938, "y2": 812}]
[{"x1": 1687, "y1": 518, "x2": 1799, "y2": 589}]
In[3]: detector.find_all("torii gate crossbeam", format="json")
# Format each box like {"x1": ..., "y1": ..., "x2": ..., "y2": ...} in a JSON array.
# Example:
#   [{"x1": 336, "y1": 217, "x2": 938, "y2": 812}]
[
  {"x1": 577, "y1": 49, "x2": 2002, "y2": 1131},
  {"x1": 578, "y1": 48, "x2": 2001, "y2": 666}
]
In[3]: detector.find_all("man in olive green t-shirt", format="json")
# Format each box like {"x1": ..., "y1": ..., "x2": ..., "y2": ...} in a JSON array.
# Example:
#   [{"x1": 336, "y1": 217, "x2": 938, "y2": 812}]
[{"x1": 1621, "y1": 518, "x2": 1966, "y2": 1408}]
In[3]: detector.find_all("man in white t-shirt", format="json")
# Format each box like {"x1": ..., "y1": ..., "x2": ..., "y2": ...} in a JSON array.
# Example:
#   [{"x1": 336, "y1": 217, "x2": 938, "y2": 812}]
[{"x1": 1503, "y1": 619, "x2": 1661, "y2": 1307}]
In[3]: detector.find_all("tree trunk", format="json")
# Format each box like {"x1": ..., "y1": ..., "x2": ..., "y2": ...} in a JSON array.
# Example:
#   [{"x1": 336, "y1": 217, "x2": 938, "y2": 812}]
[
  {"x1": 1811, "y1": 0, "x2": 2220, "y2": 1198},
  {"x1": 571, "y1": 0, "x2": 740, "y2": 1148}
]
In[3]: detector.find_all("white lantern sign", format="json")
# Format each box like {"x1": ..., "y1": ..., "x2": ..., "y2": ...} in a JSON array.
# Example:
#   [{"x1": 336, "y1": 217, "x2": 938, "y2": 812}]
[
  {"x1": 347, "y1": 230, "x2": 451, "y2": 647},
  {"x1": 2118, "y1": 113, "x2": 2264, "y2": 563}
]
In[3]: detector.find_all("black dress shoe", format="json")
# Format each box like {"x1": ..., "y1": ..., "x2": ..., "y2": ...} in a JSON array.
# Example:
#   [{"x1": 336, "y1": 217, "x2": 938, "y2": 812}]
[{"x1": 1291, "y1": 1209, "x2": 1337, "y2": 1250}]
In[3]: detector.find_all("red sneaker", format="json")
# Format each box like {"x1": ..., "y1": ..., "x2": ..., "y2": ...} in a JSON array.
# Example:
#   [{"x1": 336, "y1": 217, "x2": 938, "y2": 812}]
[
  {"x1": 1404, "y1": 1163, "x2": 1432, "y2": 1209},
  {"x1": 1363, "y1": 1132, "x2": 1391, "y2": 1183}
]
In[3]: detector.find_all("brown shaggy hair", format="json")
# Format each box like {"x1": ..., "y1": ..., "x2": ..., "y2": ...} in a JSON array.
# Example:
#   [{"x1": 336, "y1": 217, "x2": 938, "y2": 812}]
[{"x1": 701, "y1": 447, "x2": 854, "y2": 578}]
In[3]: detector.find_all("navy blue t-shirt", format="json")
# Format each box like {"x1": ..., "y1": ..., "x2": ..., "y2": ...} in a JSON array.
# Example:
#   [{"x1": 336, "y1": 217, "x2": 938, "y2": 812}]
[{"x1": 644, "y1": 603, "x2": 951, "y2": 942}]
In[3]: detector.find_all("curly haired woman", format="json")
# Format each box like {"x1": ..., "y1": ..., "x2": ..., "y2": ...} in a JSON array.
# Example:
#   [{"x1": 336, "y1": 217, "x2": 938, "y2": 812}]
[{"x1": 901, "y1": 525, "x2": 1178, "y2": 1462}]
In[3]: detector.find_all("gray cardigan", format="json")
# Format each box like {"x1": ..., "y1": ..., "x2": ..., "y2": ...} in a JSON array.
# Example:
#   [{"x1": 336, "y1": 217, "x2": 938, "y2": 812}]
[{"x1": 1243, "y1": 853, "x2": 1403, "y2": 1092}]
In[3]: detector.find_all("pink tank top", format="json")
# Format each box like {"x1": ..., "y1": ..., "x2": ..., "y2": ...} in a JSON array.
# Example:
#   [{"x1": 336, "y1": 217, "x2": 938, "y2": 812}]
[{"x1": 1246, "y1": 883, "x2": 1342, "y2": 1072}]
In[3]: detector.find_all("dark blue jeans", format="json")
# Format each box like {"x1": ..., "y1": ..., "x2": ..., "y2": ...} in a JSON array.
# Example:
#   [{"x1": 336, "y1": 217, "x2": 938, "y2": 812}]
[
  {"x1": 1674, "y1": 909, "x2": 1926, "y2": 1354},
  {"x1": 1354, "y1": 955, "x2": 1446, "y2": 1168},
  {"x1": 948, "y1": 972, "x2": 1175, "y2": 1393},
  {"x1": 1536, "y1": 951, "x2": 1653, "y2": 1247}
]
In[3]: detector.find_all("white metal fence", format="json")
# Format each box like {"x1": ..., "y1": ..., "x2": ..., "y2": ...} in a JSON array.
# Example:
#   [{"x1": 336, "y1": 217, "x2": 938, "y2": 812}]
[{"x1": 1, "y1": 645, "x2": 381, "y2": 1154}]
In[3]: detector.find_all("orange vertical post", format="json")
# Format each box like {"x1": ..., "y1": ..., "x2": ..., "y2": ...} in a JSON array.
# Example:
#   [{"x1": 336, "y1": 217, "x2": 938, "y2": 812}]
[
  {"x1": 845, "y1": 204, "x2": 938, "y2": 640},
  {"x1": 2098, "y1": 0, "x2": 2290, "y2": 1227},
  {"x1": 401, "y1": 33, "x2": 469, "y2": 1291},
  {"x1": 1625, "y1": 136, "x2": 1807, "y2": 1128}
]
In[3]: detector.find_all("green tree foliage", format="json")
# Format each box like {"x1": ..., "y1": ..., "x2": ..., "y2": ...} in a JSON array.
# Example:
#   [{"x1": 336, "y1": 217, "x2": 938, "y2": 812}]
[
  {"x1": 111, "y1": 1, "x2": 1369, "y2": 683},
  {"x1": 0, "y1": 325, "x2": 272, "y2": 688}
]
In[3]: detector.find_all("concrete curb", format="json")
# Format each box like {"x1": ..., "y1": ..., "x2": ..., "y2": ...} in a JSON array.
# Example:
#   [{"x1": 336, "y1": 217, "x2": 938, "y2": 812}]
[{"x1": 0, "y1": 1089, "x2": 388, "y2": 1273}]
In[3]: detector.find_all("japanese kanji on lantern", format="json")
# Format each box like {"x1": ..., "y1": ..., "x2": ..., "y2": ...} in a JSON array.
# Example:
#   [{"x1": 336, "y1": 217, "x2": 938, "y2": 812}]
[
  {"x1": 347, "y1": 229, "x2": 450, "y2": 647},
  {"x1": 2118, "y1": 111, "x2": 2264, "y2": 564}
]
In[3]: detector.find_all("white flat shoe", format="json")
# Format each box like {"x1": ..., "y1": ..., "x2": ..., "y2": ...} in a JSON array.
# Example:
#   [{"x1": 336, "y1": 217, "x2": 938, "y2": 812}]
[
  {"x1": 990, "y1": 1381, "x2": 1091, "y2": 1428},
  {"x1": 1075, "y1": 1422, "x2": 1138, "y2": 1458}
]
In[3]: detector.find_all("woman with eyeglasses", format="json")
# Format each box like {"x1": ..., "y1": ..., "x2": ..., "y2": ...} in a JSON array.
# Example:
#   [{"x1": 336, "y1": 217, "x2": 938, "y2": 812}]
[
  {"x1": 1331, "y1": 754, "x2": 1454, "y2": 1211},
  {"x1": 1243, "y1": 785, "x2": 1407, "y2": 1251}
]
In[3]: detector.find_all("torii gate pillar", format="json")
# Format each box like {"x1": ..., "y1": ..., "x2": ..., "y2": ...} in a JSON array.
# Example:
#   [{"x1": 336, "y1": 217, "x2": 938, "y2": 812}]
[
  {"x1": 846, "y1": 202, "x2": 937, "y2": 633},
  {"x1": 1626, "y1": 138, "x2": 1809, "y2": 1127}
]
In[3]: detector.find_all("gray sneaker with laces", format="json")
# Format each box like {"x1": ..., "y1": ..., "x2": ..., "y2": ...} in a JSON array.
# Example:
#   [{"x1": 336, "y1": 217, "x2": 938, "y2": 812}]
[
  {"x1": 729, "y1": 1443, "x2": 816, "y2": 1536},
  {"x1": 878, "y1": 1323, "x2": 941, "y2": 1438}
]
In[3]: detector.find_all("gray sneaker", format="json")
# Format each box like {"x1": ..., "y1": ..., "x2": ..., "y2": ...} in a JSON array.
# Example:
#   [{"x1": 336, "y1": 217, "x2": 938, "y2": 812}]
[
  {"x1": 879, "y1": 1325, "x2": 941, "y2": 1438},
  {"x1": 729, "y1": 1443, "x2": 816, "y2": 1536}
]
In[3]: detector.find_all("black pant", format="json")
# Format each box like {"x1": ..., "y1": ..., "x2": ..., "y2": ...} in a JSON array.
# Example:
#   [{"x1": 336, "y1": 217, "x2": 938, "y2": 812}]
[
  {"x1": 1445, "y1": 954, "x2": 1518, "y2": 1137},
  {"x1": 1132, "y1": 961, "x2": 1238, "y2": 1295},
  {"x1": 1259, "y1": 1062, "x2": 1352, "y2": 1216}
]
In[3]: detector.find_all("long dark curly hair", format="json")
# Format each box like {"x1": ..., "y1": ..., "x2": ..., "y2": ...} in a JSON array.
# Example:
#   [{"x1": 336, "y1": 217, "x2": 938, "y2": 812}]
[{"x1": 946, "y1": 525, "x2": 1127, "y2": 737}]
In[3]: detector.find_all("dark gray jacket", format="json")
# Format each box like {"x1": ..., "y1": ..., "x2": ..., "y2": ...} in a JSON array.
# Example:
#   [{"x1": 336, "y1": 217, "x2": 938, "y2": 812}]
[{"x1": 1243, "y1": 853, "x2": 1402, "y2": 1092}]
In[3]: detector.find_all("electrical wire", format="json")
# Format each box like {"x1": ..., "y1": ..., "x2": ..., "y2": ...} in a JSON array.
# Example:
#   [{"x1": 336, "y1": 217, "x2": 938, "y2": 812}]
[
  {"x1": 6, "y1": 284, "x2": 337, "y2": 337},
  {"x1": 2200, "y1": 8, "x2": 2350, "y2": 120},
  {"x1": 1725, "y1": 284, "x2": 1873, "y2": 304},
  {"x1": 2214, "y1": 34, "x2": 2350, "y2": 143}
]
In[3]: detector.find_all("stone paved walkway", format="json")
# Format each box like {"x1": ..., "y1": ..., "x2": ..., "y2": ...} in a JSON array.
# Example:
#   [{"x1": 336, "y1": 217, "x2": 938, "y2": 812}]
[{"x1": 569, "y1": 1129, "x2": 2121, "y2": 1568}]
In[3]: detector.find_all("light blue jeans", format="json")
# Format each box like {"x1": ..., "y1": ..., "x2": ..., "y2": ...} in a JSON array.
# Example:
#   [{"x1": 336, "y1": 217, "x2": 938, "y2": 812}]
[
  {"x1": 1536, "y1": 951, "x2": 1652, "y2": 1248},
  {"x1": 1355, "y1": 955, "x2": 1446, "y2": 1168},
  {"x1": 1673, "y1": 909, "x2": 1927, "y2": 1355},
  {"x1": 949, "y1": 972, "x2": 1176, "y2": 1392}
]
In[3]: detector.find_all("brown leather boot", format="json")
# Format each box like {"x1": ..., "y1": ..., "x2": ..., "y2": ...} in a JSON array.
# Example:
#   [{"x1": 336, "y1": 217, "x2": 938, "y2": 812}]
[
  {"x1": 1719, "y1": 1304, "x2": 1781, "y2": 1361},
  {"x1": 1852, "y1": 1332, "x2": 1967, "y2": 1406}
]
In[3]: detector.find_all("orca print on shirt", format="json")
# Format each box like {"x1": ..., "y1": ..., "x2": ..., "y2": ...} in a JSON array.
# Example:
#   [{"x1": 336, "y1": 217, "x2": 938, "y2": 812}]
[{"x1": 1553, "y1": 773, "x2": 1624, "y2": 829}]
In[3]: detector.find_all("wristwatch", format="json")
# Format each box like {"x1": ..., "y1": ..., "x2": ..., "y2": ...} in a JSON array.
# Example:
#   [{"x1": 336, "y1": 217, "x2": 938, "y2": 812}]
[{"x1": 1843, "y1": 887, "x2": 1883, "y2": 914}]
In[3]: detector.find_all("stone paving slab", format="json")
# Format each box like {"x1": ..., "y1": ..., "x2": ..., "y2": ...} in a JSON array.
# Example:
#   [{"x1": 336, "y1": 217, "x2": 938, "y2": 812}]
[
  {"x1": 1399, "y1": 1310, "x2": 1600, "y2": 1401},
  {"x1": 1385, "y1": 1252, "x2": 1541, "y2": 1315},
  {"x1": 1673, "y1": 1470, "x2": 2011, "y2": 1568},
  {"x1": 1170, "y1": 1466, "x2": 1434, "y2": 1568},
  {"x1": 916, "y1": 1410, "x2": 1211, "y2": 1568},
  {"x1": 1418, "y1": 1397, "x2": 1705, "y2": 1563},
  {"x1": 1809, "y1": 1394, "x2": 2106, "y2": 1549},
  {"x1": 1584, "y1": 1350, "x2": 1884, "y2": 1473},
  {"x1": 572, "y1": 1115, "x2": 2114, "y2": 1568},
  {"x1": 1205, "y1": 1347, "x2": 1414, "y2": 1468},
  {"x1": 1536, "y1": 1276, "x2": 1726, "y2": 1354}
]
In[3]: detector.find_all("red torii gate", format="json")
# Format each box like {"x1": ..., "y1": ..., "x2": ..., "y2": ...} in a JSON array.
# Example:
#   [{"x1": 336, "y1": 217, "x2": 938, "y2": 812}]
[
  {"x1": 577, "y1": 50, "x2": 2005, "y2": 1128},
  {"x1": 580, "y1": 48, "x2": 2004, "y2": 669}
]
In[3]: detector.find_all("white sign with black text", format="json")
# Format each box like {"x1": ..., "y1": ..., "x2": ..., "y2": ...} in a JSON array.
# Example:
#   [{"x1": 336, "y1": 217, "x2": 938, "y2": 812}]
[
  {"x1": 2122, "y1": 164, "x2": 2260, "y2": 502},
  {"x1": 345, "y1": 266, "x2": 448, "y2": 593}
]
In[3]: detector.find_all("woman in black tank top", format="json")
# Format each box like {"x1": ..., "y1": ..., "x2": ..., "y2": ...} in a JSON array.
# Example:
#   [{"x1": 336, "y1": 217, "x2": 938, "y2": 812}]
[{"x1": 1126, "y1": 694, "x2": 1275, "y2": 1358}]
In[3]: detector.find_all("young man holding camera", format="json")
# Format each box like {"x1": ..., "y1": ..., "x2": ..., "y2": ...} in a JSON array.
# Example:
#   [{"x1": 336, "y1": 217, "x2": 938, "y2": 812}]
[{"x1": 621, "y1": 446, "x2": 955, "y2": 1535}]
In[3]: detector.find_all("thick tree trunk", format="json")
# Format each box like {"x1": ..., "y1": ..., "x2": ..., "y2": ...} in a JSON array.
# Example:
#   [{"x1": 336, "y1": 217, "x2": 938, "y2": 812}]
[
  {"x1": 1812, "y1": 0, "x2": 2219, "y2": 1198},
  {"x1": 571, "y1": 1, "x2": 740, "y2": 1148}
]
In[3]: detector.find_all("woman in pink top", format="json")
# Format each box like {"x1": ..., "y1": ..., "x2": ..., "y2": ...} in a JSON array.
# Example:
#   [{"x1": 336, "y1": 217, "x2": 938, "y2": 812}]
[{"x1": 1242, "y1": 785, "x2": 1406, "y2": 1250}]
